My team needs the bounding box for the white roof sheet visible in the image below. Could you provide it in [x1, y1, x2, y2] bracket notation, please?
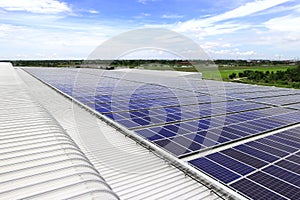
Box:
[0, 63, 119, 200]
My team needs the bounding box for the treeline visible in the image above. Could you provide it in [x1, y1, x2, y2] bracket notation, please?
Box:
[216, 59, 298, 66]
[8, 59, 200, 68]
[229, 65, 300, 88]
[9, 60, 83, 67]
[108, 59, 299, 67]
[6, 59, 299, 68]
[110, 60, 193, 67]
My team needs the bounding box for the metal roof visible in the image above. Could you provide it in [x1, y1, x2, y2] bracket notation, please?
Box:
[17, 67, 231, 199]
[0, 63, 119, 200]
[15, 65, 300, 200]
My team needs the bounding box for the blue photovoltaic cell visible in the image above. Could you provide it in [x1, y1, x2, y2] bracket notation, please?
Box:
[164, 124, 180, 132]
[234, 144, 278, 163]
[246, 141, 289, 157]
[157, 128, 177, 137]
[221, 148, 268, 168]
[263, 165, 300, 187]
[248, 171, 300, 199]
[230, 124, 258, 134]
[276, 133, 300, 142]
[189, 157, 241, 184]
[276, 160, 300, 175]
[185, 133, 217, 147]
[222, 126, 249, 137]
[132, 117, 151, 126]
[285, 131, 300, 139]
[259, 118, 285, 126]
[216, 136, 230, 143]
[230, 179, 286, 200]
[135, 129, 164, 141]
[195, 130, 229, 143]
[217, 129, 241, 139]
[117, 119, 139, 128]
[104, 113, 114, 119]
[192, 127, 300, 200]
[154, 139, 191, 156]
[267, 135, 300, 149]
[286, 155, 300, 164]
[169, 136, 203, 151]
[206, 152, 255, 175]
[246, 121, 273, 130]
[257, 138, 298, 153]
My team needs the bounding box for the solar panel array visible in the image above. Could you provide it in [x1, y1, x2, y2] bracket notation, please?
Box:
[285, 103, 300, 110]
[23, 68, 300, 158]
[189, 126, 300, 200]
[23, 67, 300, 199]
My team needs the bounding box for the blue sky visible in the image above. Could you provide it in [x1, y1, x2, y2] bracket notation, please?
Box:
[0, 0, 299, 60]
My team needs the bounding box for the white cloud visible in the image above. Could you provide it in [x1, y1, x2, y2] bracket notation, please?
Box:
[89, 10, 99, 14]
[199, 41, 256, 58]
[202, 42, 232, 49]
[0, 0, 297, 60]
[0, 23, 125, 59]
[134, 12, 151, 19]
[0, 23, 27, 38]
[264, 15, 300, 32]
[207, 0, 290, 23]
[222, 43, 231, 48]
[162, 14, 184, 19]
[174, 0, 291, 35]
[236, 50, 256, 56]
[253, 3, 300, 16]
[137, 0, 157, 4]
[207, 48, 256, 58]
[137, 0, 146, 4]
[256, 14, 300, 46]
[200, 42, 220, 50]
[0, 0, 71, 14]
[142, 13, 151, 17]
[175, 21, 250, 39]
[167, 0, 296, 59]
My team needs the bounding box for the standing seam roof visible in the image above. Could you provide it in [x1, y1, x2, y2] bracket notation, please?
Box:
[0, 63, 119, 200]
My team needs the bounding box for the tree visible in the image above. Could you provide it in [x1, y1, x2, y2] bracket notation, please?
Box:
[229, 73, 237, 79]
[238, 72, 244, 77]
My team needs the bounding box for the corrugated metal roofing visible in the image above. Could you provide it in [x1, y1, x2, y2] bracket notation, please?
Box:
[17, 67, 233, 199]
[0, 63, 119, 200]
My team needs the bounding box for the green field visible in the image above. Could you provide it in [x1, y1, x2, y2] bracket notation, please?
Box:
[143, 64, 297, 84]
[216, 65, 296, 80]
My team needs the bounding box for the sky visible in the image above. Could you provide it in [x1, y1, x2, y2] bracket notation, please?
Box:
[0, 0, 299, 60]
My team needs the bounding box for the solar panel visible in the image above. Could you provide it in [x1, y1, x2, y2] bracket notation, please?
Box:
[284, 103, 300, 110]
[23, 67, 300, 158]
[262, 165, 300, 187]
[206, 152, 255, 175]
[248, 171, 300, 199]
[189, 157, 241, 184]
[23, 67, 300, 199]
[188, 126, 300, 200]
[230, 178, 286, 200]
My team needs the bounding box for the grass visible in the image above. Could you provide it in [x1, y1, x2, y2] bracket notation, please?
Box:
[172, 64, 299, 88]
[141, 64, 297, 84]
[217, 65, 296, 80]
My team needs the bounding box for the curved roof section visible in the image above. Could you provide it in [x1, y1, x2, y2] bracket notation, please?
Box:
[0, 63, 119, 200]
